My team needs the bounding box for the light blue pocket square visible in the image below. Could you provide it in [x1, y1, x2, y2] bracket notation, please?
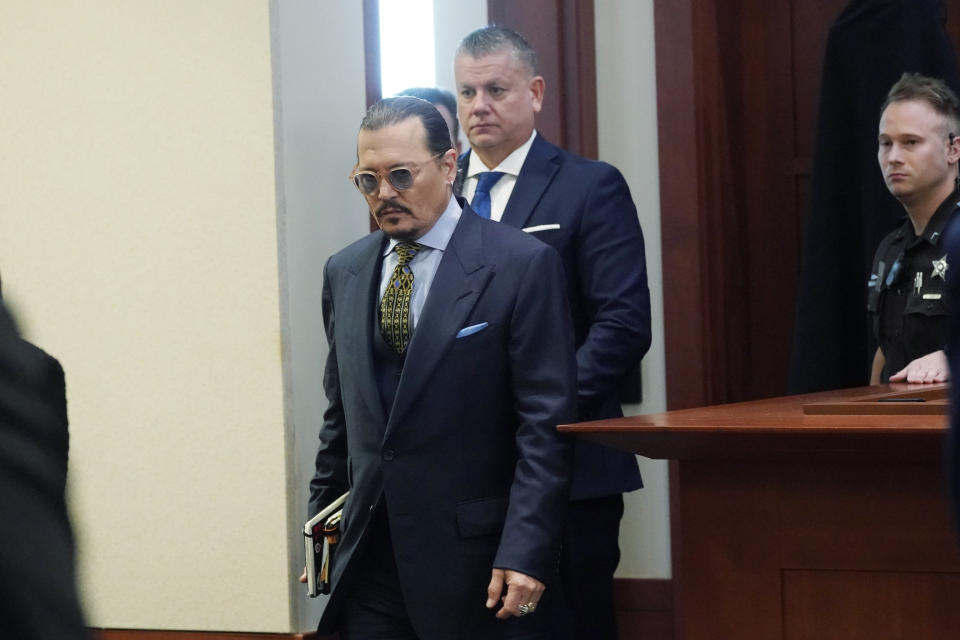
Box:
[456, 322, 488, 339]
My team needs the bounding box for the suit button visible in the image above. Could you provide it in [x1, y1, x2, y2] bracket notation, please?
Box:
[383, 449, 395, 461]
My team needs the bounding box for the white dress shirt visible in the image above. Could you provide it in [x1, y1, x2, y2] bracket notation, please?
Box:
[462, 130, 538, 222]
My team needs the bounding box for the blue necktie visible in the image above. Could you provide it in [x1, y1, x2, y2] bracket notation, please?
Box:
[472, 171, 504, 219]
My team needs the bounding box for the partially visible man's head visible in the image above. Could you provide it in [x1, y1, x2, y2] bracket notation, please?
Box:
[454, 26, 544, 168]
[354, 97, 457, 241]
[397, 87, 460, 151]
[878, 73, 960, 207]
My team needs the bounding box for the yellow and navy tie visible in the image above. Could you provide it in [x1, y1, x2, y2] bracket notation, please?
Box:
[379, 242, 423, 354]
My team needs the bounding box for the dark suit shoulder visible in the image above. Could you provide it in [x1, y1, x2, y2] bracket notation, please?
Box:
[325, 229, 385, 272]
[533, 135, 625, 178]
[459, 135, 626, 182]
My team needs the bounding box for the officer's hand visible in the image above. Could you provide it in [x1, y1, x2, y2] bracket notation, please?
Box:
[889, 350, 949, 383]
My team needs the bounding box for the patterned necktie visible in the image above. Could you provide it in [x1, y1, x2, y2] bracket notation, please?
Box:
[379, 242, 423, 354]
[471, 171, 505, 219]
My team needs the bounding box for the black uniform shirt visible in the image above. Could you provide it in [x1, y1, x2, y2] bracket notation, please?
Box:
[868, 189, 959, 382]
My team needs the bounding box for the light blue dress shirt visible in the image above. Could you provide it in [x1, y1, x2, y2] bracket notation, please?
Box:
[378, 195, 463, 328]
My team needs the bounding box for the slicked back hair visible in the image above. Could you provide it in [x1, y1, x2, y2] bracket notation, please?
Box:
[456, 25, 538, 77]
[882, 72, 960, 134]
[360, 96, 453, 155]
[396, 87, 459, 141]
[359, 96, 453, 157]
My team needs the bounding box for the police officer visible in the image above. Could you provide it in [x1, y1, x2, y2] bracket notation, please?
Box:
[869, 73, 960, 384]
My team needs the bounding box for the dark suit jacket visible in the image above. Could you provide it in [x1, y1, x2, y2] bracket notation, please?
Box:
[309, 206, 577, 638]
[945, 216, 960, 531]
[457, 134, 650, 499]
[0, 304, 88, 640]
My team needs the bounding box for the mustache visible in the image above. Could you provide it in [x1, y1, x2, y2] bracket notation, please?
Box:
[376, 200, 413, 217]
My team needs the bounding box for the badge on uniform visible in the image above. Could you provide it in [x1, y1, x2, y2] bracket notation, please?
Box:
[932, 255, 948, 280]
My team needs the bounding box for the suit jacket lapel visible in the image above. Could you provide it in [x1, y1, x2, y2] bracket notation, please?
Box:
[342, 233, 388, 427]
[500, 135, 561, 229]
[385, 211, 492, 436]
[454, 151, 468, 197]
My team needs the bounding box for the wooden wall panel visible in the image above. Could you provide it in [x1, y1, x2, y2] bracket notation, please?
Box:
[725, 0, 800, 402]
[783, 570, 960, 640]
[654, 0, 960, 408]
[653, 0, 710, 410]
[614, 578, 674, 640]
[487, 0, 598, 159]
[672, 457, 960, 639]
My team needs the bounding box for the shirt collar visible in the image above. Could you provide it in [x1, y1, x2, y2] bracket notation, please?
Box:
[383, 195, 463, 256]
[909, 186, 960, 246]
[466, 130, 538, 178]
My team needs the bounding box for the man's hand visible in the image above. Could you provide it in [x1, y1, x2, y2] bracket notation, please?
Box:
[889, 350, 949, 383]
[298, 568, 307, 583]
[486, 568, 545, 620]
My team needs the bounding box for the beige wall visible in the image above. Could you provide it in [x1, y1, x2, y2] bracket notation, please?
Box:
[0, 0, 289, 632]
[271, 0, 368, 631]
[595, 0, 672, 578]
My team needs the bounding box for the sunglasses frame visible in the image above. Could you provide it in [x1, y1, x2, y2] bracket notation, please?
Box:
[349, 151, 446, 195]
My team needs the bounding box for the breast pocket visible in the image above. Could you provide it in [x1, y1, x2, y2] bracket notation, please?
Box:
[904, 292, 948, 317]
[903, 291, 949, 356]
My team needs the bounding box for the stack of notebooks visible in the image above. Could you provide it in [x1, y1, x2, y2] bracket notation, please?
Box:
[303, 491, 349, 597]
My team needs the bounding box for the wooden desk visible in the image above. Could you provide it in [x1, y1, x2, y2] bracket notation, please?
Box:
[560, 384, 960, 640]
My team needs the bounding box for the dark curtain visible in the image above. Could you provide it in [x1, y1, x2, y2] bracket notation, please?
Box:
[790, 0, 960, 393]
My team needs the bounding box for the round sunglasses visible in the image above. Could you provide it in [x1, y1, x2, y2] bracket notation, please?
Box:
[349, 151, 445, 195]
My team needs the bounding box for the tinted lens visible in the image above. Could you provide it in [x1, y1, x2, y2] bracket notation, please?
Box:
[355, 173, 378, 194]
[388, 168, 414, 191]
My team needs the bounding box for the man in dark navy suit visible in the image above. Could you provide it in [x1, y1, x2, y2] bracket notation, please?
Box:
[307, 97, 577, 639]
[0, 296, 88, 640]
[453, 25, 652, 640]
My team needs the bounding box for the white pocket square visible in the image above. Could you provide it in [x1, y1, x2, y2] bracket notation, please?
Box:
[456, 322, 488, 338]
[522, 223, 561, 233]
